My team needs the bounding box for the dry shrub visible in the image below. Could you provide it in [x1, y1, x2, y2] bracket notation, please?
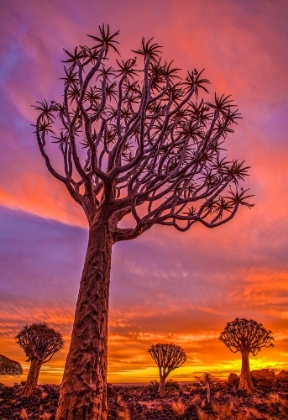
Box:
[117, 408, 130, 420]
[271, 393, 288, 417]
[166, 379, 180, 390]
[234, 413, 247, 420]
[39, 413, 52, 420]
[278, 394, 288, 408]
[190, 393, 202, 405]
[171, 399, 185, 415]
[196, 407, 211, 420]
[267, 392, 281, 404]
[147, 380, 158, 392]
[251, 393, 264, 405]
[20, 408, 29, 419]
[245, 406, 265, 419]
[211, 401, 233, 419]
[267, 392, 288, 409]
[156, 401, 165, 411]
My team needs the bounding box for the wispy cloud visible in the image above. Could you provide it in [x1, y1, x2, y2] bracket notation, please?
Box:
[1, 0, 288, 385]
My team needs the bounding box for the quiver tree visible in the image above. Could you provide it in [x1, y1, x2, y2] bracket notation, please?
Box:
[0, 354, 23, 377]
[219, 318, 274, 391]
[194, 373, 219, 404]
[33, 24, 253, 419]
[16, 323, 64, 397]
[148, 343, 186, 395]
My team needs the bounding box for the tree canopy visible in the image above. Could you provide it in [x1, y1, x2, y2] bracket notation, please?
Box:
[16, 322, 64, 363]
[34, 24, 253, 236]
[149, 343, 186, 371]
[219, 318, 274, 356]
[0, 354, 23, 377]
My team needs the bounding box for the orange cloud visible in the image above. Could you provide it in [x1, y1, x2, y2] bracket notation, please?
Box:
[1, 0, 288, 388]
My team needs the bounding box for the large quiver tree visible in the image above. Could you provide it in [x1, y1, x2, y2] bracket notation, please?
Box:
[0, 354, 23, 377]
[34, 24, 253, 419]
[16, 323, 64, 397]
[149, 343, 186, 395]
[219, 318, 274, 391]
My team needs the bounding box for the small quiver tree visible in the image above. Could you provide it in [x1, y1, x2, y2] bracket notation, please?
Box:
[16, 323, 64, 397]
[219, 318, 274, 392]
[0, 354, 23, 377]
[194, 373, 219, 405]
[148, 343, 186, 396]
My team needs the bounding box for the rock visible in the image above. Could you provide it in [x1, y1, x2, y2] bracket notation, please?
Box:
[277, 370, 288, 383]
[251, 369, 275, 386]
[227, 373, 239, 386]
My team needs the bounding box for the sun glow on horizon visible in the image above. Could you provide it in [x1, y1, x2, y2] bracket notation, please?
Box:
[1, 0, 288, 395]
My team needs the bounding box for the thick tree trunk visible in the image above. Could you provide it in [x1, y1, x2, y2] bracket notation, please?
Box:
[56, 220, 113, 420]
[22, 358, 42, 397]
[239, 350, 254, 391]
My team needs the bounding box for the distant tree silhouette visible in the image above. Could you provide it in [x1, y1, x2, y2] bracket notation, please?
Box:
[219, 318, 274, 391]
[149, 343, 186, 395]
[0, 354, 23, 377]
[34, 24, 253, 419]
[16, 323, 64, 397]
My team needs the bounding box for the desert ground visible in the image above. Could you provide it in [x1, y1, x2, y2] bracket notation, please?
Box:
[1, 370, 288, 420]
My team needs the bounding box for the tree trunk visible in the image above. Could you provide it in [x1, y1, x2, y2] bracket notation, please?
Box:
[158, 376, 166, 396]
[239, 350, 254, 391]
[22, 358, 42, 397]
[56, 220, 113, 420]
[205, 380, 211, 404]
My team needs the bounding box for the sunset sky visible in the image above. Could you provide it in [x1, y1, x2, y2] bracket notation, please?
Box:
[1, 0, 288, 386]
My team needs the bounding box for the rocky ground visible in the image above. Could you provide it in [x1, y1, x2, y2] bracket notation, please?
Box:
[1, 371, 288, 419]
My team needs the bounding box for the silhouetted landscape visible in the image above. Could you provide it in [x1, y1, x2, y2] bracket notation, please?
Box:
[1, 370, 288, 419]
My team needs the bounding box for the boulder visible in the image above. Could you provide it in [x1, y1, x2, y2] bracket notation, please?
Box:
[277, 370, 288, 383]
[227, 373, 239, 387]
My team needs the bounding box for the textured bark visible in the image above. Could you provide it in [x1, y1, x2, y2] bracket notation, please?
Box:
[22, 358, 42, 397]
[158, 376, 166, 396]
[239, 350, 254, 391]
[56, 220, 112, 420]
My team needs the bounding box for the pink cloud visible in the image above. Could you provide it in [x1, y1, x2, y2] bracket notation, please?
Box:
[1, 0, 288, 385]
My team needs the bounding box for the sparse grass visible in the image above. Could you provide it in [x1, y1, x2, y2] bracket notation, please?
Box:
[41, 391, 48, 399]
[196, 407, 211, 420]
[251, 393, 264, 405]
[211, 401, 233, 419]
[245, 406, 265, 419]
[20, 408, 29, 419]
[234, 413, 247, 420]
[116, 408, 130, 420]
[276, 393, 288, 408]
[190, 392, 202, 404]
[264, 391, 288, 418]
[267, 392, 281, 404]
[171, 399, 185, 415]
[3, 381, 288, 420]
[39, 413, 52, 420]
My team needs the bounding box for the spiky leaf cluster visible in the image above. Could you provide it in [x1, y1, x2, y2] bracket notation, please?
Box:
[16, 323, 64, 363]
[219, 318, 274, 356]
[195, 372, 218, 386]
[148, 343, 186, 372]
[0, 354, 23, 377]
[34, 25, 253, 239]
